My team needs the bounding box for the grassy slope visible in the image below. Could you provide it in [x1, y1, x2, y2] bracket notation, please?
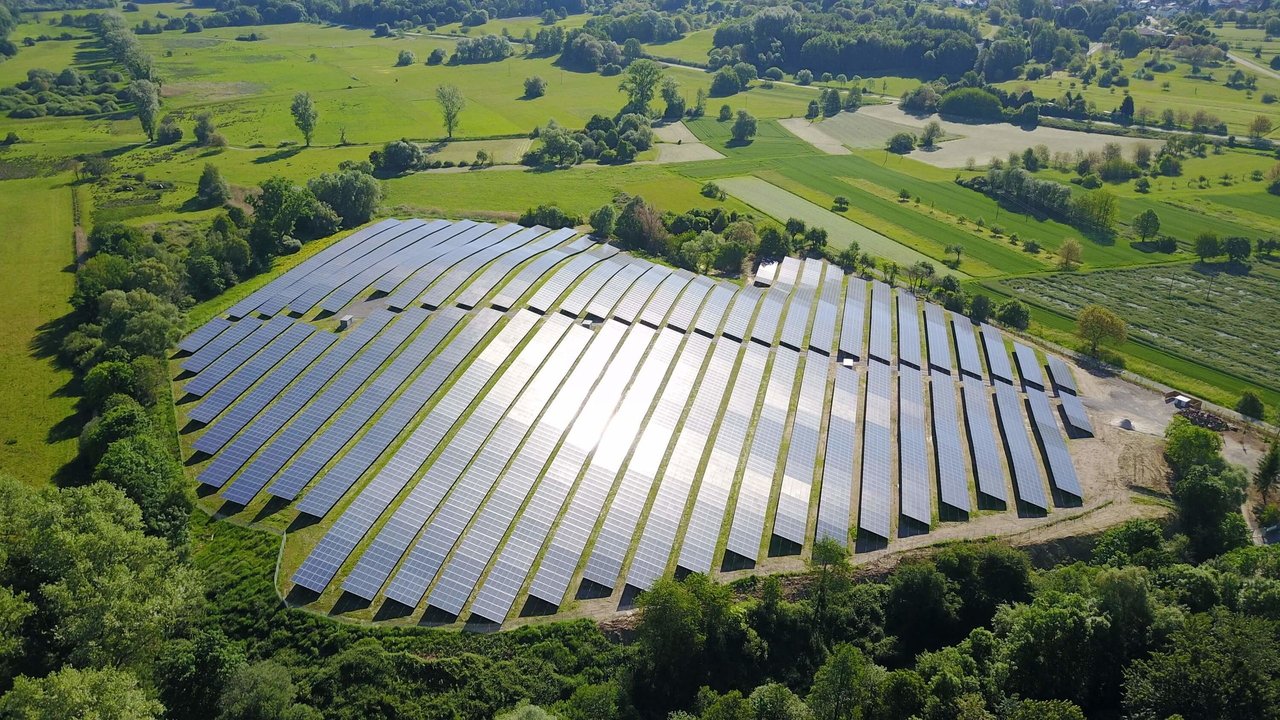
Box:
[0, 175, 80, 483]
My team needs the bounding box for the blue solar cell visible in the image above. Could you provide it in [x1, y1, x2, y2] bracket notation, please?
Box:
[992, 382, 1049, 510]
[491, 239, 604, 311]
[817, 366, 858, 545]
[752, 288, 790, 347]
[184, 317, 294, 397]
[896, 293, 922, 369]
[929, 370, 970, 512]
[721, 286, 762, 342]
[182, 319, 261, 374]
[772, 352, 828, 547]
[179, 317, 232, 354]
[456, 228, 574, 309]
[869, 281, 892, 363]
[1058, 391, 1093, 437]
[1046, 355, 1079, 395]
[840, 280, 867, 360]
[924, 303, 952, 373]
[1026, 388, 1083, 500]
[981, 324, 1014, 383]
[960, 377, 1008, 503]
[952, 318, 984, 379]
[1012, 343, 1045, 389]
[898, 365, 932, 526]
[859, 361, 893, 539]
[188, 323, 316, 426]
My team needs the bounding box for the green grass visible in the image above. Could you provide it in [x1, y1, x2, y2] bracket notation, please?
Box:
[645, 29, 716, 64]
[0, 175, 81, 483]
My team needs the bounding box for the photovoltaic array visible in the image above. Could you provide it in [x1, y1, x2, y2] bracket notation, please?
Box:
[176, 217, 1093, 624]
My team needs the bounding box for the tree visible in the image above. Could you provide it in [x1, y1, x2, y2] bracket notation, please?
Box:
[803, 227, 828, 254]
[1249, 114, 1273, 139]
[807, 644, 870, 720]
[995, 593, 1113, 709]
[93, 434, 192, 546]
[1133, 209, 1160, 242]
[307, 171, 379, 227]
[749, 683, 811, 720]
[1236, 391, 1265, 420]
[372, 139, 424, 174]
[1223, 236, 1252, 262]
[395, 49, 415, 66]
[718, 104, 732, 121]
[1194, 232, 1221, 261]
[731, 110, 757, 143]
[0, 666, 162, 719]
[710, 66, 741, 96]
[197, 163, 231, 208]
[128, 79, 160, 141]
[1059, 238, 1083, 269]
[886, 562, 959, 656]
[633, 578, 704, 705]
[1118, 94, 1135, 119]
[156, 115, 183, 144]
[920, 120, 943, 148]
[969, 294, 992, 324]
[1163, 415, 1225, 475]
[886, 132, 915, 154]
[1255, 442, 1279, 502]
[997, 299, 1030, 330]
[290, 92, 318, 146]
[1076, 304, 1126, 355]
[435, 84, 465, 138]
[194, 112, 223, 146]
[833, 195, 849, 211]
[619, 59, 662, 113]
[589, 204, 616, 238]
[523, 75, 547, 99]
[218, 661, 298, 720]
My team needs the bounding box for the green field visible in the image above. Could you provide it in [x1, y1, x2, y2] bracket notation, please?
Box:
[0, 176, 81, 483]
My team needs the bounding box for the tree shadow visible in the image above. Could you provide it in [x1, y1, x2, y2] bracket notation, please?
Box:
[724, 138, 754, 148]
[253, 146, 303, 164]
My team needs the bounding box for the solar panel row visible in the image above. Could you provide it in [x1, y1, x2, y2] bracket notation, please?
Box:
[755, 260, 779, 287]
[751, 288, 789, 346]
[584, 263, 646, 320]
[722, 286, 762, 342]
[184, 316, 294, 397]
[929, 370, 971, 512]
[952, 318, 984, 379]
[816, 366, 858, 545]
[924, 303, 952, 373]
[959, 377, 1008, 503]
[774, 257, 802, 288]
[981, 324, 1014, 383]
[559, 259, 626, 317]
[860, 361, 893, 539]
[419, 228, 542, 309]
[638, 271, 694, 329]
[528, 252, 613, 313]
[1012, 343, 1045, 389]
[772, 352, 828, 547]
[897, 293, 922, 369]
[182, 318, 261, 374]
[693, 285, 735, 338]
[372, 222, 486, 297]
[613, 266, 671, 324]
[488, 238, 600, 311]
[992, 381, 1049, 510]
[1025, 388, 1083, 499]
[869, 281, 893, 363]
[726, 348, 799, 561]
[188, 323, 316, 425]
[679, 342, 769, 573]
[1058, 392, 1093, 436]
[455, 228, 572, 309]
[841, 280, 867, 360]
[265, 308, 467, 502]
[665, 276, 713, 332]
[290, 310, 504, 592]
[780, 287, 815, 351]
[898, 365, 932, 526]
[797, 258, 824, 289]
[310, 220, 460, 315]
[384, 225, 519, 311]
[219, 308, 434, 504]
[193, 312, 393, 457]
[1046, 355, 1079, 395]
[178, 316, 232, 354]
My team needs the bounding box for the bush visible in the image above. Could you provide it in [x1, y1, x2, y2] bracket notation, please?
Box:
[196, 164, 231, 208]
[427, 48, 447, 65]
[795, 69, 813, 85]
[996, 299, 1030, 330]
[886, 132, 916, 154]
[155, 116, 183, 145]
[371, 139, 423, 173]
[396, 49, 416, 66]
[937, 87, 1004, 121]
[518, 204, 580, 229]
[523, 76, 547, 99]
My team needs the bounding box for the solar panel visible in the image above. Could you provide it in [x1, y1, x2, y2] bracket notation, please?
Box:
[638, 271, 693, 329]
[184, 316, 294, 397]
[726, 348, 799, 561]
[924, 303, 953, 373]
[455, 228, 573, 309]
[774, 256, 802, 288]
[373, 221, 483, 296]
[896, 292, 922, 369]
[869, 281, 892, 363]
[525, 325, 674, 609]
[558, 259, 626, 317]
[182, 319, 261, 374]
[751, 288, 789, 346]
[819, 268, 843, 307]
[489, 237, 599, 310]
[188, 323, 316, 426]
[721, 286, 762, 341]
[898, 365, 932, 527]
[755, 260, 779, 287]
[665, 276, 713, 332]
[772, 352, 828, 547]
[992, 382, 1049, 510]
[960, 377, 1008, 503]
[343, 312, 566, 604]
[193, 310, 393, 467]
[413, 319, 603, 616]
[929, 370, 970, 512]
[1046, 355, 1079, 395]
[1026, 388, 1083, 500]
[218, 309, 433, 504]
[840, 280, 867, 360]
[191, 332, 337, 454]
[859, 361, 893, 539]
[816, 366, 858, 545]
[981, 324, 1014, 383]
[1012, 343, 1045, 389]
[693, 285, 735, 337]
[384, 224, 518, 311]
[952, 318, 984, 379]
[419, 227, 540, 310]
[178, 316, 232, 354]
[583, 263, 646, 320]
[627, 339, 739, 590]
[310, 220, 458, 315]
[1058, 391, 1094, 436]
[797, 258, 824, 289]
[809, 302, 838, 355]
[527, 251, 613, 313]
[678, 342, 769, 573]
[266, 309, 466, 502]
[289, 310, 504, 593]
[613, 266, 671, 324]
[779, 288, 815, 351]
[466, 322, 655, 621]
[226, 218, 404, 319]
[577, 332, 716, 596]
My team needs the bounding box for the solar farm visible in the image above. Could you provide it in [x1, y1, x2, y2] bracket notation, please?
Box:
[176, 218, 1097, 625]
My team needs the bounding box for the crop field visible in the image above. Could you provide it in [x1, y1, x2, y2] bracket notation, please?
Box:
[175, 217, 1099, 627]
[0, 176, 80, 483]
[997, 263, 1280, 399]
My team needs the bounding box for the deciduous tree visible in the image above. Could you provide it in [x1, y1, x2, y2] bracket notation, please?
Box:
[1076, 304, 1126, 355]
[435, 84, 465, 138]
[290, 92, 318, 146]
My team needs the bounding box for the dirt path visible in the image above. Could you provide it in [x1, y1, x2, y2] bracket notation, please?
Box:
[1229, 52, 1280, 83]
